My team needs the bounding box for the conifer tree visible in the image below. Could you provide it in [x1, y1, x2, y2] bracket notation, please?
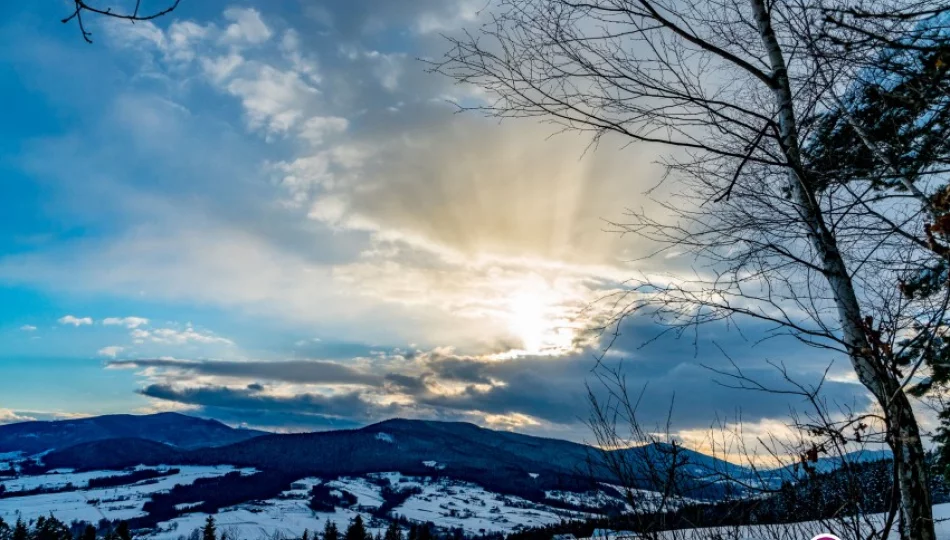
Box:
[79, 525, 96, 540]
[302, 529, 310, 540]
[343, 516, 368, 540]
[201, 517, 216, 540]
[416, 523, 432, 540]
[114, 522, 131, 540]
[323, 520, 339, 540]
[383, 522, 402, 540]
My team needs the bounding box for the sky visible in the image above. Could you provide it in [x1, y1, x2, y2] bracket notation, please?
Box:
[0, 0, 877, 446]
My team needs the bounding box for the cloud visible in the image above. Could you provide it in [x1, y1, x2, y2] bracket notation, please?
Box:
[143, 326, 234, 346]
[103, 316, 150, 329]
[110, 358, 380, 385]
[0, 409, 36, 425]
[0, 2, 883, 443]
[58, 315, 93, 326]
[221, 7, 273, 46]
[138, 383, 389, 422]
[98, 346, 125, 358]
[19, 325, 37, 332]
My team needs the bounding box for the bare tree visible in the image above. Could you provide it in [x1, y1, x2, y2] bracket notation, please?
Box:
[586, 362, 919, 540]
[432, 0, 950, 538]
[61, 0, 182, 43]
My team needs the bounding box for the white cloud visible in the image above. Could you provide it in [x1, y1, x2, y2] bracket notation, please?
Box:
[98, 346, 125, 358]
[222, 7, 272, 45]
[299, 116, 349, 145]
[103, 316, 150, 329]
[0, 409, 36, 425]
[19, 325, 37, 332]
[58, 315, 93, 326]
[149, 326, 234, 346]
[225, 64, 319, 135]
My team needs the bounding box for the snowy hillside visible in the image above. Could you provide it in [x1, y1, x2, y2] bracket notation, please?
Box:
[0, 462, 614, 538]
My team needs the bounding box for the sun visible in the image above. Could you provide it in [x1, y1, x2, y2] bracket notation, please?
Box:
[506, 278, 576, 355]
[509, 291, 546, 353]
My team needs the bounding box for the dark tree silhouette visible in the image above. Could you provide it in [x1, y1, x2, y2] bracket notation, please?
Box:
[61, 0, 182, 43]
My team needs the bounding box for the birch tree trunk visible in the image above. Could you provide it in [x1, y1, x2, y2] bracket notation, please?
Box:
[749, 1, 935, 537]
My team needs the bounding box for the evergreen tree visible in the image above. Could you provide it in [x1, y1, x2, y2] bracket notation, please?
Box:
[201, 517, 216, 540]
[32, 516, 72, 540]
[78, 525, 96, 540]
[383, 522, 401, 540]
[405, 525, 416, 540]
[343, 516, 368, 540]
[323, 520, 339, 540]
[0, 518, 10, 540]
[416, 523, 432, 540]
[114, 523, 131, 540]
[302, 530, 310, 540]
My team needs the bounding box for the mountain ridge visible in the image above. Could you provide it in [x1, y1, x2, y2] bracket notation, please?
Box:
[0, 411, 266, 454]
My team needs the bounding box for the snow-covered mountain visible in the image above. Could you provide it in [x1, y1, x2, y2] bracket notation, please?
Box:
[0, 414, 892, 539]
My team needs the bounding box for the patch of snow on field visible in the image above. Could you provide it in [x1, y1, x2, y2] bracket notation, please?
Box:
[393, 477, 585, 534]
[325, 477, 384, 509]
[1, 469, 126, 491]
[375, 433, 395, 443]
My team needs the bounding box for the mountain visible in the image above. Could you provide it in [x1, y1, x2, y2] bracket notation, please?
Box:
[0, 412, 265, 455]
[763, 448, 893, 482]
[0, 414, 898, 537]
[36, 417, 748, 500]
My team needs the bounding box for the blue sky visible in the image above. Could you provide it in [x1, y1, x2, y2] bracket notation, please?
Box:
[0, 0, 872, 442]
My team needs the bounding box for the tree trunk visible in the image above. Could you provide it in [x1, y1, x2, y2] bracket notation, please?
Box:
[748, 1, 935, 538]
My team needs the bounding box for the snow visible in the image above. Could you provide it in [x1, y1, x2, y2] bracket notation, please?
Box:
[392, 476, 586, 534]
[0, 465, 253, 523]
[375, 433, 395, 444]
[325, 477, 384, 509]
[15, 466, 950, 540]
[569, 503, 950, 539]
[2, 469, 124, 491]
[422, 461, 446, 470]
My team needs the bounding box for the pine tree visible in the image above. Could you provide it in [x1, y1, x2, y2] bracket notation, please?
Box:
[32, 516, 72, 540]
[0, 518, 10, 540]
[383, 522, 401, 540]
[114, 522, 131, 540]
[201, 517, 216, 540]
[323, 520, 339, 540]
[343, 516, 368, 540]
[302, 530, 310, 540]
[79, 525, 97, 540]
[416, 523, 432, 540]
[406, 525, 416, 540]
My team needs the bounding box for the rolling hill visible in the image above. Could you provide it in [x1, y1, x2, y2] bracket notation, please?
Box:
[0, 412, 265, 454]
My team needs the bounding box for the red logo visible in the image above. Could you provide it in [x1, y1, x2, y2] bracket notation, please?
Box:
[810, 535, 842, 540]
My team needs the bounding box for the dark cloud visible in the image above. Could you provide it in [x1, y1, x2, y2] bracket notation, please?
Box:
[111, 358, 381, 386]
[384, 373, 428, 393]
[127, 319, 874, 438]
[139, 383, 392, 421]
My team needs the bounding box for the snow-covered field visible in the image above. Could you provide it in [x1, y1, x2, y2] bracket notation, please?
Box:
[7, 464, 950, 540]
[0, 467, 593, 538]
[0, 466, 254, 523]
[145, 473, 590, 539]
